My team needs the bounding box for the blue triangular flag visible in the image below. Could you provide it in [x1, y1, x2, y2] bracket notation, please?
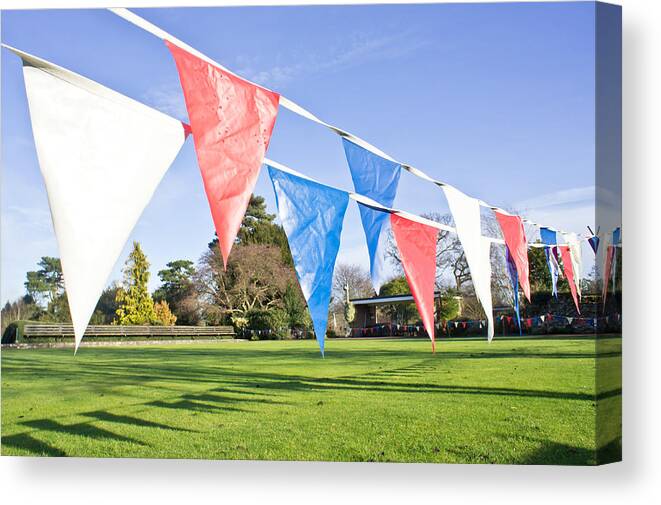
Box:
[588, 235, 600, 254]
[342, 138, 401, 294]
[540, 227, 560, 297]
[611, 227, 621, 293]
[268, 166, 349, 356]
[505, 248, 522, 335]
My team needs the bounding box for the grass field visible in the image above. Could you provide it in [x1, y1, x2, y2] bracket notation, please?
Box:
[1, 336, 621, 464]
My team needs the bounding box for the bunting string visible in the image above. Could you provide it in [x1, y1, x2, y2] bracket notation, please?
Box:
[450, 313, 621, 330]
[264, 158, 555, 248]
[109, 7, 590, 242]
[3, 12, 622, 354]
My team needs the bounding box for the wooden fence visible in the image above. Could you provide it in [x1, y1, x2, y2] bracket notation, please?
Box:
[18, 323, 234, 341]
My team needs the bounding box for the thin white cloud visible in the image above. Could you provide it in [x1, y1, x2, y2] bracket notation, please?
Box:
[514, 185, 595, 212]
[236, 30, 429, 88]
[141, 81, 188, 121]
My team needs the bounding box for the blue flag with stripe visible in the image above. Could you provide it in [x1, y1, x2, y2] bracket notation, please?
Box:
[342, 138, 401, 294]
[540, 227, 559, 297]
[267, 166, 349, 356]
[588, 235, 600, 254]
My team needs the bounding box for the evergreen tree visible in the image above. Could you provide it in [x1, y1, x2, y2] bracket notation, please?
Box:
[24, 256, 64, 309]
[379, 276, 417, 324]
[115, 242, 156, 325]
[153, 300, 177, 326]
[153, 260, 198, 324]
[282, 282, 310, 330]
[208, 194, 293, 265]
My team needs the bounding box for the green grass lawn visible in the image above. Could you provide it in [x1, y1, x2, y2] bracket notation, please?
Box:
[1, 336, 621, 464]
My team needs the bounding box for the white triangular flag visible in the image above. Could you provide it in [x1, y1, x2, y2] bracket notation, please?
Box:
[9, 46, 188, 352]
[540, 315, 545, 322]
[567, 317, 574, 325]
[442, 186, 494, 340]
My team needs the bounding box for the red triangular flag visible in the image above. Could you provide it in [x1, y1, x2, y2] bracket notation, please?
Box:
[494, 211, 531, 301]
[166, 42, 280, 268]
[390, 213, 438, 351]
[602, 244, 615, 310]
[559, 245, 580, 314]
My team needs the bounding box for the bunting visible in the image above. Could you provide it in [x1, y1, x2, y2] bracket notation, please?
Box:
[588, 235, 600, 254]
[540, 227, 560, 297]
[494, 211, 531, 301]
[505, 248, 522, 335]
[342, 138, 402, 294]
[564, 233, 583, 298]
[167, 41, 280, 269]
[267, 166, 349, 356]
[611, 228, 621, 293]
[442, 185, 493, 339]
[10, 46, 189, 352]
[5, 29, 604, 357]
[559, 245, 580, 314]
[602, 244, 615, 308]
[110, 7, 594, 252]
[389, 213, 439, 351]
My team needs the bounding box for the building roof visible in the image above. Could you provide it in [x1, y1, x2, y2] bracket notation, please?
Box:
[350, 292, 443, 306]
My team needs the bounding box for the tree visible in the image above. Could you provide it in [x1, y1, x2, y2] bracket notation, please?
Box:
[22, 256, 72, 322]
[153, 300, 177, 326]
[379, 276, 417, 324]
[1, 295, 39, 333]
[208, 194, 293, 265]
[329, 263, 372, 333]
[197, 193, 306, 329]
[438, 293, 460, 321]
[153, 260, 199, 325]
[332, 263, 374, 300]
[195, 243, 300, 325]
[343, 283, 356, 325]
[527, 245, 570, 295]
[114, 242, 157, 325]
[24, 257, 64, 308]
[89, 283, 120, 324]
[282, 282, 310, 330]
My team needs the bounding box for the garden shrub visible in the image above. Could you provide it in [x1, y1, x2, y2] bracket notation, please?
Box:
[246, 308, 290, 340]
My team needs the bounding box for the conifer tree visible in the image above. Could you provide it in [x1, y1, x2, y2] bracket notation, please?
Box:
[115, 242, 156, 325]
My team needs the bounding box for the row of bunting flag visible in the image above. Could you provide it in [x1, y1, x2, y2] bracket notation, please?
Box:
[449, 313, 622, 332]
[2, 9, 621, 355]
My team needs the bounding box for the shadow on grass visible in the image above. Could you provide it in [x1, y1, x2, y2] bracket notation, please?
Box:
[20, 419, 144, 446]
[520, 440, 597, 465]
[597, 437, 622, 464]
[81, 411, 196, 432]
[4, 350, 621, 404]
[2, 432, 67, 456]
[179, 392, 289, 406]
[2, 341, 622, 459]
[146, 399, 247, 414]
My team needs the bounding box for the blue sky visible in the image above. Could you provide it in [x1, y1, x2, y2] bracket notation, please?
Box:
[1, 3, 597, 303]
